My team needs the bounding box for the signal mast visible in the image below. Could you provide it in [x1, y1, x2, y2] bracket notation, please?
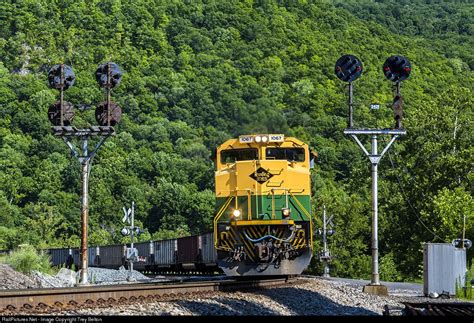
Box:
[335, 54, 412, 295]
[47, 63, 123, 285]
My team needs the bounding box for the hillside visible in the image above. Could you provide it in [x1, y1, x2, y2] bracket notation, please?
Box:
[0, 0, 472, 280]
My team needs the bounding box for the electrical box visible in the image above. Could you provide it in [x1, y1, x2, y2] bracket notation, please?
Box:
[423, 243, 466, 296]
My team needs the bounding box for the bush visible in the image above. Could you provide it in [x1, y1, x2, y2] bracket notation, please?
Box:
[6, 244, 53, 274]
[380, 252, 403, 282]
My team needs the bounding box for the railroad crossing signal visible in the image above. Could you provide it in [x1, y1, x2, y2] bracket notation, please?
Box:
[319, 205, 335, 278]
[122, 206, 131, 224]
[452, 239, 472, 249]
[126, 247, 138, 261]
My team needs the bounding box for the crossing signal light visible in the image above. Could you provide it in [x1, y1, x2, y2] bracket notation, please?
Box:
[335, 55, 363, 83]
[452, 239, 472, 249]
[383, 55, 411, 82]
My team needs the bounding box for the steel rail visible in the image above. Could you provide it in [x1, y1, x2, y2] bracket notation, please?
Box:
[400, 302, 474, 316]
[0, 277, 296, 313]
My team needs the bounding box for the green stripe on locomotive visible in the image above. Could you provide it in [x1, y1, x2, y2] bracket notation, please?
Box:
[215, 194, 311, 222]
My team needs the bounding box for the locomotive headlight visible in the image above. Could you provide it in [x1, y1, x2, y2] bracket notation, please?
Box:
[255, 135, 262, 143]
[261, 135, 268, 143]
[282, 208, 291, 218]
[232, 209, 241, 218]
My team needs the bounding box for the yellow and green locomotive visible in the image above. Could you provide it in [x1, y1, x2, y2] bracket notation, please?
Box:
[213, 134, 314, 276]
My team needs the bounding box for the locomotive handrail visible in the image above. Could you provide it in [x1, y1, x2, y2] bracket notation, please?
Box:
[268, 188, 288, 219]
[213, 195, 234, 249]
[218, 189, 255, 221]
[267, 168, 284, 175]
[289, 191, 313, 249]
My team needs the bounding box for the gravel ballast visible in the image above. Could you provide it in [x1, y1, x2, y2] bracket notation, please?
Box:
[1, 264, 472, 316]
[54, 277, 473, 316]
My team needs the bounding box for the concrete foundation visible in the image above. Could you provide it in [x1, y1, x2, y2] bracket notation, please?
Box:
[363, 284, 388, 296]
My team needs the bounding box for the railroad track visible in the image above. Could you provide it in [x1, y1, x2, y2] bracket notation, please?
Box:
[402, 302, 474, 316]
[0, 276, 297, 315]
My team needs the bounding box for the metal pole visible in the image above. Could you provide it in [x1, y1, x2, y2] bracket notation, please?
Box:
[130, 201, 134, 278]
[462, 214, 466, 249]
[80, 139, 89, 285]
[60, 64, 64, 127]
[107, 63, 111, 127]
[371, 135, 380, 285]
[348, 82, 353, 128]
[323, 205, 330, 278]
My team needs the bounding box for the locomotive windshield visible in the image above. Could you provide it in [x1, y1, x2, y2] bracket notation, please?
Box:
[221, 148, 258, 163]
[265, 148, 305, 162]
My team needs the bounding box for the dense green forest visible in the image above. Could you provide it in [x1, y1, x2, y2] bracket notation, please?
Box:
[0, 0, 472, 281]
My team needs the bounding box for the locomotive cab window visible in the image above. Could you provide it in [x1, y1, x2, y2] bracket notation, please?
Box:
[221, 148, 258, 164]
[265, 148, 305, 162]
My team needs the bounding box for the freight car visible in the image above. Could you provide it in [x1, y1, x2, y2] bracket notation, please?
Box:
[213, 134, 315, 276]
[44, 232, 220, 274]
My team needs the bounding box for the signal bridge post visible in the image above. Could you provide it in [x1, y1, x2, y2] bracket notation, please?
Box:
[344, 129, 405, 295]
[53, 127, 115, 286]
[335, 54, 411, 296]
[47, 63, 123, 286]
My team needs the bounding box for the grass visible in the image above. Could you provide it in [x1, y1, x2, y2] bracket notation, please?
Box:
[5, 244, 54, 275]
[456, 263, 474, 300]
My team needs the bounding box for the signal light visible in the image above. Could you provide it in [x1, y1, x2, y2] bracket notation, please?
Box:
[48, 101, 75, 126]
[120, 228, 130, 236]
[48, 64, 76, 90]
[335, 55, 363, 83]
[452, 239, 472, 249]
[96, 62, 123, 88]
[383, 55, 411, 82]
[95, 102, 122, 126]
[392, 94, 404, 128]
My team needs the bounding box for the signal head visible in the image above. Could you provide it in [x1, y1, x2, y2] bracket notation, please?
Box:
[95, 102, 122, 126]
[383, 55, 411, 82]
[48, 64, 75, 90]
[335, 55, 363, 83]
[95, 62, 122, 88]
[47, 101, 75, 126]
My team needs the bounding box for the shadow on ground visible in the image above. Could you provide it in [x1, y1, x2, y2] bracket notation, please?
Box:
[173, 286, 378, 316]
